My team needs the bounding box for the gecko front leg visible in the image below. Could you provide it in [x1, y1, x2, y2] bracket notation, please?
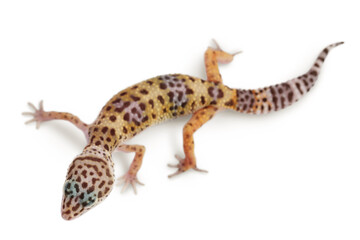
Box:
[117, 144, 145, 194]
[23, 101, 90, 142]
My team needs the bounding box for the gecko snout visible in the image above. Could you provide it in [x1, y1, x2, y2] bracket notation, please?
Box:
[61, 179, 99, 220]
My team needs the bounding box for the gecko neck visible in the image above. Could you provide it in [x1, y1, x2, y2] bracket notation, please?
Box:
[82, 145, 113, 162]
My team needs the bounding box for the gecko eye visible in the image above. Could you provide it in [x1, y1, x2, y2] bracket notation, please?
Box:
[81, 195, 97, 209]
[63, 181, 80, 197]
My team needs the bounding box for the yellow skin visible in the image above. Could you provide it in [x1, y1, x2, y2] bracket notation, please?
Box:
[23, 41, 343, 220]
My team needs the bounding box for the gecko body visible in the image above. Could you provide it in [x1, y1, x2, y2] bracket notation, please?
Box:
[23, 41, 343, 220]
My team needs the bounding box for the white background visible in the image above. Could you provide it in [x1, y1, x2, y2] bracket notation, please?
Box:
[1, 0, 359, 239]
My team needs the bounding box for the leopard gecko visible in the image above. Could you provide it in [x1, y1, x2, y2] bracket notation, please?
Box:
[23, 41, 343, 220]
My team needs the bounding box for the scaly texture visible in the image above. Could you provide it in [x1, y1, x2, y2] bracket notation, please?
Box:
[23, 41, 343, 220]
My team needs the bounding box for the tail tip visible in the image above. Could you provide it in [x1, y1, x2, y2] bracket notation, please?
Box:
[334, 41, 345, 47]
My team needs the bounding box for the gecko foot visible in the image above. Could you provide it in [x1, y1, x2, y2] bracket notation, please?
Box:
[22, 100, 47, 129]
[212, 39, 242, 56]
[167, 154, 208, 178]
[117, 173, 144, 194]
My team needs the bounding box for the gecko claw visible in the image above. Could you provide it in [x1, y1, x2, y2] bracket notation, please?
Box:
[22, 100, 46, 129]
[117, 173, 144, 194]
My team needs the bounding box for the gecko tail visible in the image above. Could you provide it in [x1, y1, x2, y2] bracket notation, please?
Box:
[230, 42, 344, 114]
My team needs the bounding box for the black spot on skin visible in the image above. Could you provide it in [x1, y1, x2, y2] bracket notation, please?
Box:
[79, 192, 85, 200]
[282, 83, 290, 90]
[110, 129, 115, 136]
[120, 92, 127, 96]
[177, 92, 183, 101]
[148, 99, 154, 108]
[249, 98, 255, 108]
[186, 88, 194, 94]
[217, 89, 224, 98]
[208, 87, 214, 97]
[181, 101, 188, 108]
[139, 103, 146, 110]
[157, 96, 165, 104]
[288, 92, 294, 102]
[142, 116, 149, 122]
[87, 186, 95, 194]
[109, 116, 116, 122]
[124, 113, 130, 121]
[112, 98, 121, 104]
[167, 92, 174, 102]
[159, 83, 167, 89]
[270, 86, 276, 96]
[140, 89, 149, 95]
[133, 120, 140, 126]
[309, 70, 318, 77]
[130, 95, 140, 101]
[303, 79, 308, 87]
[102, 127, 108, 134]
[201, 96, 206, 105]
[295, 82, 303, 95]
[123, 127, 128, 134]
[272, 96, 278, 110]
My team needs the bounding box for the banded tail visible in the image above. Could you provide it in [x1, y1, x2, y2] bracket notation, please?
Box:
[229, 42, 343, 114]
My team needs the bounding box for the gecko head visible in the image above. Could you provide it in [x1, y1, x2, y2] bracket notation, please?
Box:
[61, 154, 115, 220]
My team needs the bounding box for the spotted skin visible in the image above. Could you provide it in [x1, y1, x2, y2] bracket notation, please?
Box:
[23, 41, 343, 220]
[233, 42, 344, 114]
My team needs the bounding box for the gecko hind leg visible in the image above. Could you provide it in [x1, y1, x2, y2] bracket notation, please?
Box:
[22, 100, 90, 142]
[168, 106, 218, 178]
[116, 144, 145, 194]
[205, 39, 242, 83]
[168, 41, 241, 178]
